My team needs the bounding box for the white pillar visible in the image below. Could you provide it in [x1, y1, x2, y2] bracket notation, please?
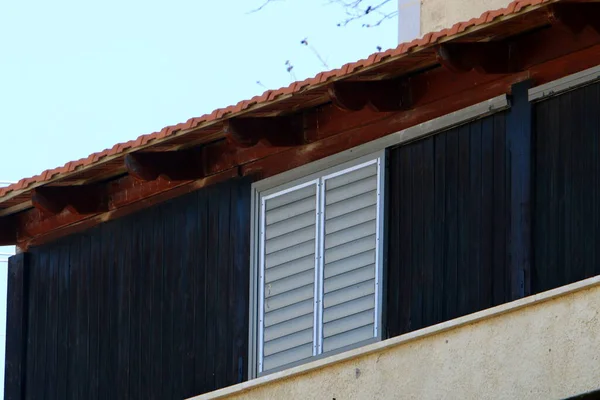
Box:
[398, 0, 421, 44]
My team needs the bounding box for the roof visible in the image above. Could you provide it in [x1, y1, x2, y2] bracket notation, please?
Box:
[0, 0, 580, 213]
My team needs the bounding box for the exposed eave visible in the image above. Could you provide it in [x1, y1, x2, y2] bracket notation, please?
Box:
[3, 0, 600, 248]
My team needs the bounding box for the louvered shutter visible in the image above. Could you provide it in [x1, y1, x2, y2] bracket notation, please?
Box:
[255, 154, 383, 375]
[321, 161, 379, 353]
[260, 182, 318, 372]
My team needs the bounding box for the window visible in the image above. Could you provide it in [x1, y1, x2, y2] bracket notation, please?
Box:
[250, 152, 385, 375]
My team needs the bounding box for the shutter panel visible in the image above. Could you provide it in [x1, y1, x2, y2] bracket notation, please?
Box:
[321, 162, 379, 353]
[261, 183, 318, 372]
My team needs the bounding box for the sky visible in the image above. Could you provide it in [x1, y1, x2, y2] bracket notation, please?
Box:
[0, 0, 398, 181]
[0, 0, 399, 396]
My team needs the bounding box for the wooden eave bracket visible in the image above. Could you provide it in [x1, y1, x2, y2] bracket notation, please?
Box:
[436, 42, 522, 74]
[328, 78, 413, 112]
[124, 146, 207, 182]
[547, 3, 600, 36]
[223, 114, 307, 148]
[0, 215, 17, 246]
[31, 184, 109, 215]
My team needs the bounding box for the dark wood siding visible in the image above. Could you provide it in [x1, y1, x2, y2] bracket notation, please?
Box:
[9, 177, 251, 400]
[386, 112, 511, 337]
[533, 82, 600, 293]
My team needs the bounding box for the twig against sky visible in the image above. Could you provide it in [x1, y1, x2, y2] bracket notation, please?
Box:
[246, 0, 283, 14]
[247, 0, 397, 27]
[301, 38, 329, 69]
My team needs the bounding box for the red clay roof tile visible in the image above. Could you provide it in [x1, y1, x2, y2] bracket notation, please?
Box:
[0, 0, 557, 200]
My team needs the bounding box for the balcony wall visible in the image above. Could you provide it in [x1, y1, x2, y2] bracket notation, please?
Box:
[192, 276, 600, 400]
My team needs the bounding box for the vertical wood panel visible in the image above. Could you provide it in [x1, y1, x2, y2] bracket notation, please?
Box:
[194, 191, 208, 392]
[12, 178, 251, 400]
[480, 117, 494, 309]
[444, 128, 459, 321]
[492, 114, 508, 306]
[4, 253, 29, 400]
[87, 226, 101, 400]
[387, 111, 509, 337]
[506, 80, 532, 300]
[432, 133, 446, 325]
[534, 81, 600, 293]
[44, 249, 58, 400]
[55, 241, 70, 400]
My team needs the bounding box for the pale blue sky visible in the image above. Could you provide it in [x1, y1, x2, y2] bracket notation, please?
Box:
[0, 0, 398, 182]
[0, 1, 398, 396]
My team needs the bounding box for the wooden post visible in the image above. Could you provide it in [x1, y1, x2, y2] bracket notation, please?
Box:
[4, 252, 29, 400]
[506, 80, 532, 300]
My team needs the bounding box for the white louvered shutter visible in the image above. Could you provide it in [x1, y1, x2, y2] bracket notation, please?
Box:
[260, 183, 318, 372]
[321, 161, 379, 353]
[256, 155, 383, 375]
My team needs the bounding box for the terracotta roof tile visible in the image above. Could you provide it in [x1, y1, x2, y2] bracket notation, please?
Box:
[0, 0, 557, 200]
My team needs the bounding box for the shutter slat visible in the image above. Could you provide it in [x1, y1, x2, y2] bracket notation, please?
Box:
[323, 295, 374, 323]
[264, 299, 314, 327]
[266, 196, 316, 226]
[265, 283, 314, 311]
[323, 279, 374, 308]
[325, 220, 376, 249]
[324, 265, 375, 294]
[263, 343, 313, 371]
[265, 269, 314, 298]
[326, 164, 377, 190]
[326, 175, 378, 205]
[266, 211, 315, 240]
[323, 325, 374, 353]
[264, 313, 313, 341]
[323, 309, 374, 338]
[265, 241, 315, 269]
[266, 224, 315, 254]
[324, 250, 375, 279]
[266, 255, 314, 283]
[324, 235, 376, 264]
[266, 184, 316, 211]
[264, 328, 313, 357]
[325, 192, 377, 220]
[325, 205, 376, 235]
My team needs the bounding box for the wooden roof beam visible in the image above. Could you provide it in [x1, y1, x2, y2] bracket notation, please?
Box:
[0, 215, 17, 246]
[124, 146, 207, 182]
[548, 3, 600, 37]
[436, 42, 522, 75]
[328, 78, 413, 112]
[223, 114, 307, 148]
[31, 185, 109, 216]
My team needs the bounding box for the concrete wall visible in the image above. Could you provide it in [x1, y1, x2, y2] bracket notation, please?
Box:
[191, 276, 600, 400]
[421, 0, 513, 34]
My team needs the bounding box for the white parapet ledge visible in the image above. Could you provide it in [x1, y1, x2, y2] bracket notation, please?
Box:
[529, 64, 600, 102]
[189, 274, 600, 400]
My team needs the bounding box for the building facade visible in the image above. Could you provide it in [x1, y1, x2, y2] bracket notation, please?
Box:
[3, 0, 600, 399]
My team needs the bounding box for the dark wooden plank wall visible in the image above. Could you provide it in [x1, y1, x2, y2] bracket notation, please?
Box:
[9, 177, 251, 400]
[533, 82, 600, 293]
[386, 112, 511, 337]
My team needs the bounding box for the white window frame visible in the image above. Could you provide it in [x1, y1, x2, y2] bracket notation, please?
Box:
[249, 151, 386, 377]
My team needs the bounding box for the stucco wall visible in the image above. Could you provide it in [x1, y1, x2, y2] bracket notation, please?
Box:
[421, 0, 513, 34]
[191, 276, 600, 400]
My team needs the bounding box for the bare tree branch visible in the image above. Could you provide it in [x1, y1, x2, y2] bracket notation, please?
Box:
[247, 0, 282, 14]
[248, 0, 397, 27]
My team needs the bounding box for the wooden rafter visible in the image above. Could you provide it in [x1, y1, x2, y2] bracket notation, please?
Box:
[31, 185, 109, 215]
[124, 146, 207, 182]
[328, 79, 413, 112]
[436, 42, 521, 74]
[223, 115, 307, 147]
